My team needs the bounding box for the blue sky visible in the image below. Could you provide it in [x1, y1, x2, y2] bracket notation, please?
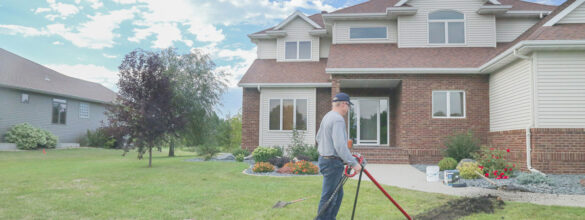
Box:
[0, 0, 564, 118]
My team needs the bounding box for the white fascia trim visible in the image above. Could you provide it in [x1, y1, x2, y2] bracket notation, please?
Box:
[499, 10, 552, 18]
[322, 13, 389, 22]
[248, 34, 274, 40]
[326, 68, 482, 74]
[387, 7, 418, 15]
[396, 0, 499, 7]
[477, 5, 512, 14]
[273, 11, 322, 30]
[238, 83, 332, 88]
[544, 0, 585, 26]
[0, 83, 112, 105]
[309, 29, 328, 36]
[326, 40, 585, 75]
[266, 30, 287, 37]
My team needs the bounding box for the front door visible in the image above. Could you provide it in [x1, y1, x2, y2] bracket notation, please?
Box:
[348, 97, 389, 146]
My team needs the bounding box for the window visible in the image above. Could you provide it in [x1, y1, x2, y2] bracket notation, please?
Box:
[432, 91, 465, 118]
[269, 98, 308, 130]
[348, 98, 389, 146]
[79, 102, 90, 119]
[21, 93, 29, 104]
[285, 41, 311, 60]
[350, 27, 387, 39]
[428, 10, 465, 44]
[52, 98, 67, 124]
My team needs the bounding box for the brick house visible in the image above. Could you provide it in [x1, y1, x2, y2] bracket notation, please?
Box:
[238, 0, 585, 174]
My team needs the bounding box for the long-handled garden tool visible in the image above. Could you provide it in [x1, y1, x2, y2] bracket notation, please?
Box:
[315, 154, 412, 220]
[272, 196, 315, 208]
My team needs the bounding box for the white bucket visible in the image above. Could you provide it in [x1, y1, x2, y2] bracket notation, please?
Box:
[426, 166, 440, 182]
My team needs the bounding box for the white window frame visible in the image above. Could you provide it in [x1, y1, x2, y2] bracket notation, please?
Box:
[347, 97, 390, 146]
[427, 10, 466, 46]
[79, 102, 90, 119]
[269, 98, 308, 131]
[349, 26, 388, 40]
[284, 41, 312, 60]
[432, 90, 466, 119]
[21, 93, 29, 104]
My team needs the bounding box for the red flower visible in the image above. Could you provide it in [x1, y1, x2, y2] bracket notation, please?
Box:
[506, 149, 511, 153]
[492, 155, 495, 158]
[485, 173, 489, 177]
[496, 157, 500, 159]
[490, 148, 495, 151]
[504, 168, 508, 172]
[479, 166, 484, 170]
[513, 164, 516, 167]
[496, 177, 501, 179]
[503, 176, 509, 179]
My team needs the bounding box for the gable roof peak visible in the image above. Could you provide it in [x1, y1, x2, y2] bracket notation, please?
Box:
[272, 10, 323, 31]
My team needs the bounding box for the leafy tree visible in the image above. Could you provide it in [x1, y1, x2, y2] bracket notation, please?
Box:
[107, 49, 178, 167]
[160, 48, 227, 157]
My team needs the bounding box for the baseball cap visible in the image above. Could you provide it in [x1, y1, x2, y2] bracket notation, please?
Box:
[332, 92, 353, 105]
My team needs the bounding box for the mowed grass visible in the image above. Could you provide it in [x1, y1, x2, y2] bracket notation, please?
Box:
[0, 148, 583, 220]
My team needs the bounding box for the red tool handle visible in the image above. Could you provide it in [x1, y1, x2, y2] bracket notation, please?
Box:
[344, 154, 364, 177]
[362, 169, 412, 220]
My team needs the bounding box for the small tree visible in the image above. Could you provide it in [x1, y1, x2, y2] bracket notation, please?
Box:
[107, 49, 176, 167]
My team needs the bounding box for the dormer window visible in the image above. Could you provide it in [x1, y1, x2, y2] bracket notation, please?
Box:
[428, 10, 465, 44]
[285, 41, 311, 60]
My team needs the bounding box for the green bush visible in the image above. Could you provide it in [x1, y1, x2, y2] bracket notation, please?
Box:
[4, 123, 58, 150]
[232, 148, 250, 157]
[443, 130, 480, 162]
[305, 146, 319, 161]
[235, 154, 244, 162]
[80, 128, 116, 148]
[516, 173, 553, 186]
[457, 161, 481, 179]
[195, 145, 221, 161]
[252, 146, 281, 162]
[438, 157, 458, 171]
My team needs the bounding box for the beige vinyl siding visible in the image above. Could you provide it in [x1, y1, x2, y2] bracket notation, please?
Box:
[320, 37, 331, 58]
[256, 39, 277, 59]
[489, 59, 532, 132]
[397, 0, 496, 48]
[0, 87, 108, 143]
[276, 18, 320, 62]
[496, 18, 539, 42]
[559, 1, 585, 24]
[535, 51, 585, 128]
[259, 88, 316, 148]
[334, 20, 397, 44]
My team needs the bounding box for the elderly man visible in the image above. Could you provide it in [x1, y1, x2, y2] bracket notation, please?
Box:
[315, 92, 362, 220]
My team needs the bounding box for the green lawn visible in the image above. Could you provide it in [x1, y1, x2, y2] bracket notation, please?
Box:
[0, 148, 583, 219]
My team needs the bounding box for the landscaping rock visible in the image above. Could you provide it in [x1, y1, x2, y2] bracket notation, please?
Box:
[215, 153, 235, 160]
[456, 158, 477, 169]
[580, 179, 585, 187]
[244, 154, 253, 160]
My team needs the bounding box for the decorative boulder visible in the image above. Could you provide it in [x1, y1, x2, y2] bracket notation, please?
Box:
[215, 153, 235, 160]
[580, 179, 585, 187]
[456, 158, 477, 170]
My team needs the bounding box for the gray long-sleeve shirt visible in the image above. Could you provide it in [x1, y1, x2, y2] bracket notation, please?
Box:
[316, 111, 358, 167]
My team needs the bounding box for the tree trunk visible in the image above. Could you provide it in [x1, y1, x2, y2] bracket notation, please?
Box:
[148, 146, 152, 167]
[169, 138, 175, 157]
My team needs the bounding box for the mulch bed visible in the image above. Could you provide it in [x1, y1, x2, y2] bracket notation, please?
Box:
[414, 195, 505, 220]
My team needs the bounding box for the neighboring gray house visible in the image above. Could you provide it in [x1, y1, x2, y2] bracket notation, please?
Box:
[0, 48, 116, 147]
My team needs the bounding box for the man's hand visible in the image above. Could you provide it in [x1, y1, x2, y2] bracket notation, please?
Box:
[353, 163, 362, 172]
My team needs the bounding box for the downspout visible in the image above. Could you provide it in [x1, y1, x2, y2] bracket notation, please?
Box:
[515, 50, 544, 175]
[257, 85, 261, 93]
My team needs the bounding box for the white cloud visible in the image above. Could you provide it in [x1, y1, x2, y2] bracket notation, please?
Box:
[52, 41, 63, 45]
[0, 24, 48, 37]
[46, 8, 138, 49]
[194, 43, 257, 88]
[35, 0, 80, 21]
[45, 63, 119, 91]
[102, 53, 117, 58]
[129, 22, 193, 48]
[112, 0, 137, 4]
[84, 0, 104, 9]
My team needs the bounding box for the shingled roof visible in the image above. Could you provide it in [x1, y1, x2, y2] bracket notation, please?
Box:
[0, 48, 117, 104]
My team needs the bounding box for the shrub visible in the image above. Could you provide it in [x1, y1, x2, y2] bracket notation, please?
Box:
[4, 123, 58, 150]
[457, 161, 482, 179]
[269, 157, 291, 168]
[252, 162, 275, 173]
[235, 154, 244, 162]
[232, 148, 250, 157]
[473, 147, 516, 179]
[252, 147, 281, 162]
[517, 173, 554, 186]
[443, 130, 480, 162]
[195, 145, 221, 161]
[438, 157, 458, 171]
[305, 146, 319, 161]
[296, 155, 311, 162]
[289, 160, 319, 175]
[80, 128, 116, 148]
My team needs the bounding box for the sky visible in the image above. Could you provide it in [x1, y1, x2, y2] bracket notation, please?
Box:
[0, 0, 565, 118]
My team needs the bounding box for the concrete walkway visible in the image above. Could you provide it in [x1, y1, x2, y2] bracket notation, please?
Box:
[353, 164, 585, 208]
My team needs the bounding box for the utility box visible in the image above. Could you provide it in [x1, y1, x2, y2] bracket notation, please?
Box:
[426, 166, 440, 182]
[443, 170, 460, 186]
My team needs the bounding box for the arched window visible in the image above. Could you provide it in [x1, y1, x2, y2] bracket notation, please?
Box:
[428, 10, 465, 44]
